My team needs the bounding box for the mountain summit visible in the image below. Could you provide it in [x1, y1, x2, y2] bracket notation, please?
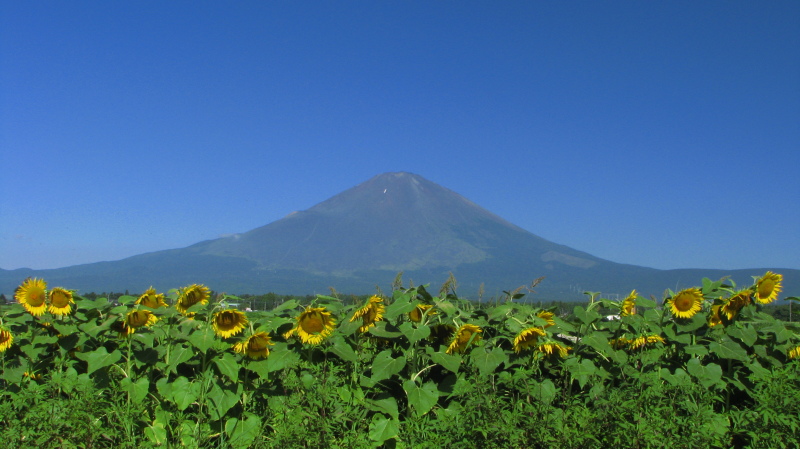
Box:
[1, 172, 796, 297]
[195, 172, 599, 275]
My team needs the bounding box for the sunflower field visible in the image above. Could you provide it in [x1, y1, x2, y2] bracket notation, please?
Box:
[1, 272, 799, 448]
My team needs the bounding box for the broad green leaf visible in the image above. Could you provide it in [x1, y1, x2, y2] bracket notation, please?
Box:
[565, 358, 597, 389]
[762, 322, 793, 343]
[573, 306, 601, 326]
[369, 416, 399, 443]
[470, 346, 506, 377]
[329, 337, 358, 363]
[208, 381, 241, 420]
[659, 367, 691, 387]
[367, 394, 399, 420]
[726, 325, 758, 348]
[531, 379, 556, 405]
[582, 332, 612, 355]
[170, 376, 201, 411]
[399, 322, 431, 344]
[708, 338, 749, 362]
[187, 326, 216, 353]
[683, 344, 709, 358]
[166, 343, 194, 374]
[384, 296, 417, 320]
[686, 358, 723, 389]
[271, 299, 300, 313]
[370, 350, 406, 382]
[403, 380, 439, 417]
[120, 376, 150, 404]
[429, 349, 461, 374]
[368, 321, 403, 339]
[214, 352, 240, 382]
[676, 314, 707, 333]
[225, 413, 261, 448]
[75, 346, 122, 375]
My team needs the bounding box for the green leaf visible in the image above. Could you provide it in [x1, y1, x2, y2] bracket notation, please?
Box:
[686, 358, 723, 389]
[470, 346, 506, 377]
[429, 349, 461, 374]
[573, 306, 601, 326]
[370, 350, 406, 383]
[170, 376, 201, 411]
[676, 314, 707, 333]
[225, 413, 261, 448]
[384, 296, 417, 320]
[399, 322, 431, 345]
[166, 343, 195, 374]
[368, 416, 399, 443]
[726, 325, 758, 348]
[329, 337, 358, 363]
[208, 381, 241, 420]
[187, 326, 216, 353]
[214, 352, 240, 382]
[75, 346, 122, 375]
[708, 338, 749, 362]
[368, 321, 403, 339]
[403, 380, 439, 417]
[367, 394, 399, 420]
[566, 358, 598, 389]
[530, 379, 556, 405]
[120, 376, 150, 404]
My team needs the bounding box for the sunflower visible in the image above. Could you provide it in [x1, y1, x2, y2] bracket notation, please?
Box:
[111, 320, 134, 338]
[621, 290, 637, 316]
[284, 306, 336, 344]
[788, 346, 800, 360]
[212, 309, 248, 338]
[513, 327, 546, 353]
[429, 324, 457, 346]
[23, 371, 42, 381]
[136, 287, 167, 308]
[48, 287, 74, 316]
[446, 324, 482, 354]
[537, 342, 571, 358]
[350, 295, 385, 333]
[176, 284, 210, 315]
[721, 290, 751, 320]
[609, 337, 631, 350]
[667, 288, 704, 319]
[708, 305, 723, 328]
[125, 309, 158, 331]
[754, 271, 782, 304]
[15, 277, 48, 316]
[0, 328, 13, 353]
[409, 304, 436, 323]
[536, 310, 556, 328]
[233, 332, 274, 359]
[629, 334, 665, 350]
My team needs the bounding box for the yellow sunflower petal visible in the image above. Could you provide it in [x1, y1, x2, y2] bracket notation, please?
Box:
[349, 295, 385, 333]
[286, 306, 336, 345]
[125, 309, 158, 330]
[212, 309, 248, 338]
[446, 324, 482, 354]
[754, 271, 782, 304]
[15, 278, 48, 316]
[668, 288, 704, 319]
[513, 327, 546, 353]
[176, 284, 210, 315]
[408, 304, 436, 323]
[233, 332, 274, 359]
[136, 287, 167, 308]
[621, 290, 637, 317]
[48, 287, 74, 316]
[0, 328, 14, 353]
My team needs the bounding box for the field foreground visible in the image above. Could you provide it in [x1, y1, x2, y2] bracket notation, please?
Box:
[1, 273, 799, 448]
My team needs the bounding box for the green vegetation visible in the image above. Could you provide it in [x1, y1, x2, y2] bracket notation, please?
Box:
[1, 274, 798, 448]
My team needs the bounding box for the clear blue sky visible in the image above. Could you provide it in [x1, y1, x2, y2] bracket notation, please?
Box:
[2, 1, 798, 271]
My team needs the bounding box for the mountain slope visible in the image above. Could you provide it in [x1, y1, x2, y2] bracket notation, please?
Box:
[1, 172, 797, 298]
